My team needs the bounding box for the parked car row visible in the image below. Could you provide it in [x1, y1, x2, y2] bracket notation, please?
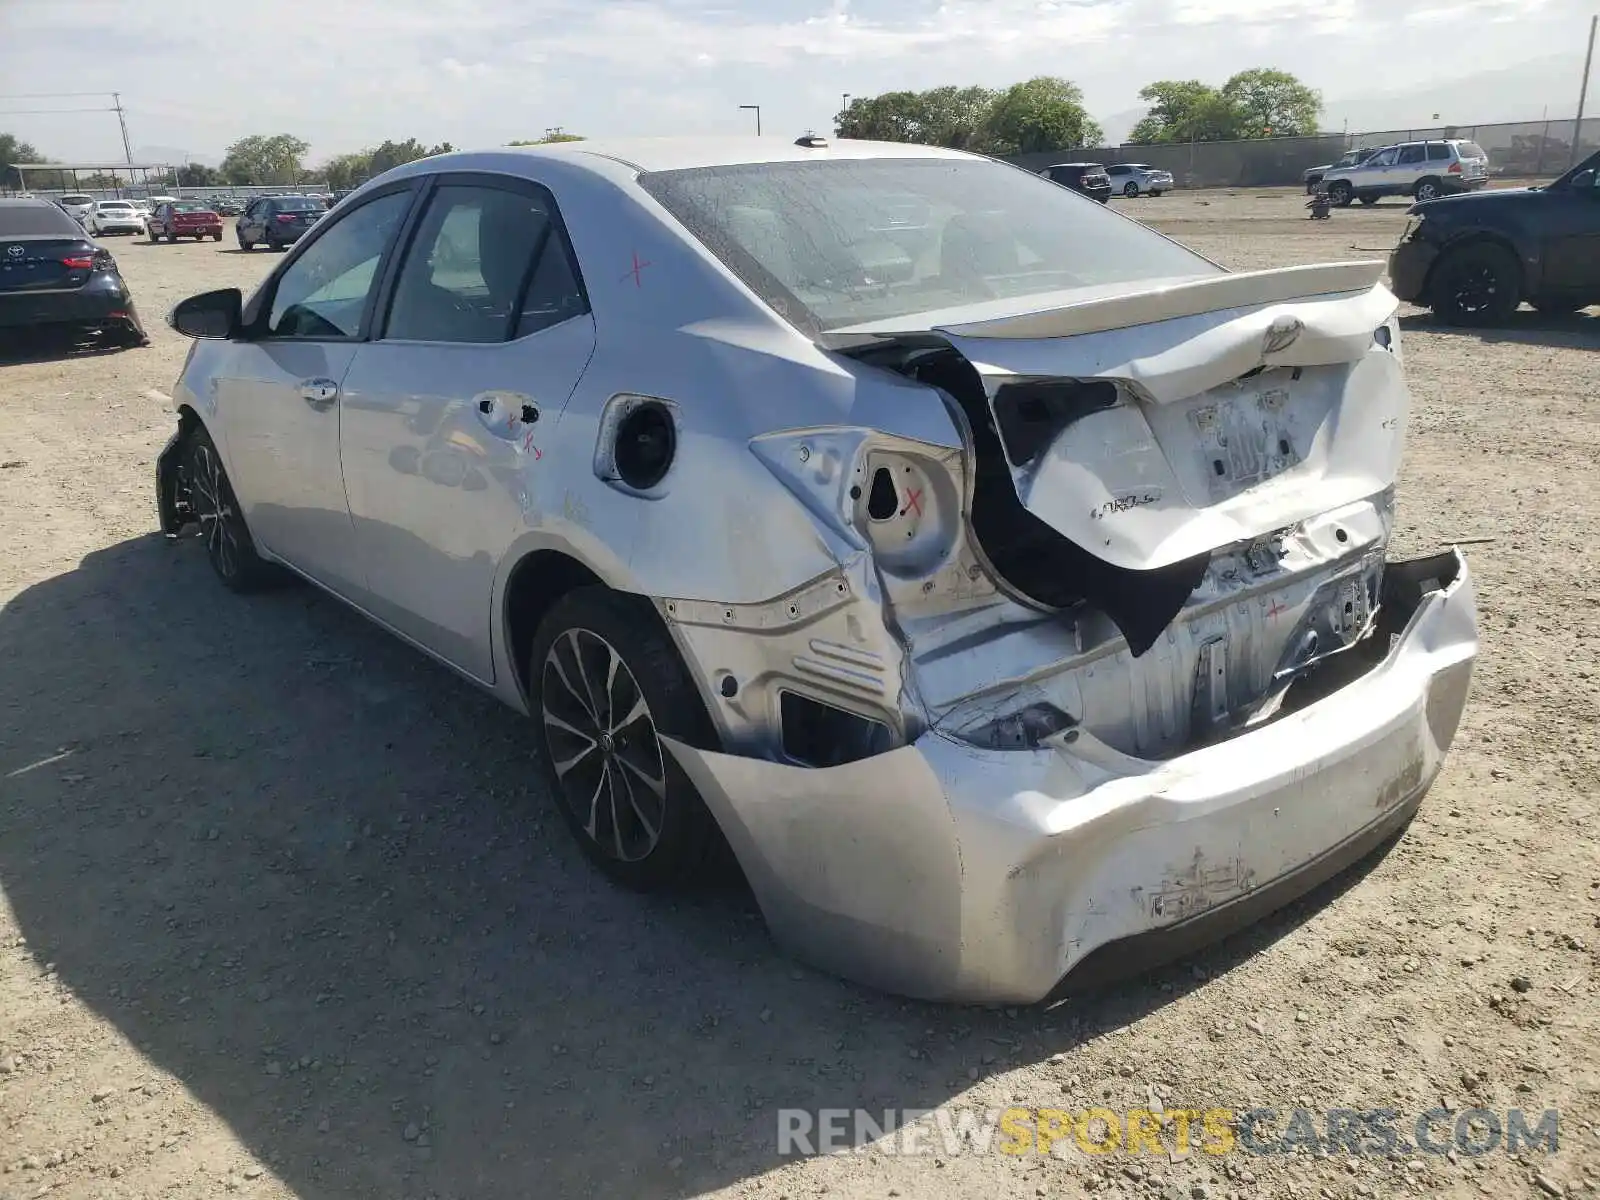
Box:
[1037, 160, 1173, 200]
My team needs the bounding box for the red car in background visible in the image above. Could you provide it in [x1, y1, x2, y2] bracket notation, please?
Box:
[147, 201, 223, 243]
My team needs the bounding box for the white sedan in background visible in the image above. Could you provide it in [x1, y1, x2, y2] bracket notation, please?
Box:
[1106, 162, 1175, 196]
[86, 199, 147, 236]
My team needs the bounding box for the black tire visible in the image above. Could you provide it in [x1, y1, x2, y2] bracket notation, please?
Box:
[1531, 297, 1583, 315]
[1327, 180, 1353, 207]
[1122, 181, 1139, 198]
[1414, 178, 1443, 203]
[1359, 194, 1378, 206]
[1430, 242, 1521, 326]
[528, 587, 722, 891]
[1150, 190, 1163, 197]
[185, 425, 280, 592]
[266, 235, 283, 252]
[213, 231, 224, 242]
[238, 231, 254, 250]
[149, 229, 162, 244]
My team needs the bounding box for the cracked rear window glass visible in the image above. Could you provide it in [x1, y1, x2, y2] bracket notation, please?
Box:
[639, 158, 1218, 333]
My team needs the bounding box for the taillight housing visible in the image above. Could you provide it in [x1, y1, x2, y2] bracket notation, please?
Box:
[60, 255, 94, 269]
[275, 213, 296, 223]
[1447, 162, 1462, 174]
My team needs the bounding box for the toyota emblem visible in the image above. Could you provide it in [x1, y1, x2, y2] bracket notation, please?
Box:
[5, 245, 22, 258]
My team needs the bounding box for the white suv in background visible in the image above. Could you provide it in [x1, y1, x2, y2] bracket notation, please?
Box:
[1323, 140, 1490, 206]
[1105, 162, 1174, 197]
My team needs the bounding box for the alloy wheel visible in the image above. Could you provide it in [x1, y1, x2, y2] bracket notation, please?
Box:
[189, 440, 241, 581]
[1416, 181, 1440, 202]
[1447, 262, 1503, 316]
[540, 628, 668, 864]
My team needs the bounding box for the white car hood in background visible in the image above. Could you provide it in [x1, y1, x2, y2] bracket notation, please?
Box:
[850, 262, 1402, 573]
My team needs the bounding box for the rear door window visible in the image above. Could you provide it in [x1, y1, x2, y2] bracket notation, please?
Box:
[1398, 145, 1426, 165]
[1426, 144, 1451, 161]
[384, 182, 587, 343]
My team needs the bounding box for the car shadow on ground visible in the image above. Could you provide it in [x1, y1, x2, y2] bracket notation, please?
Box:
[0, 533, 1402, 1198]
[0, 333, 146, 366]
[1399, 308, 1600, 349]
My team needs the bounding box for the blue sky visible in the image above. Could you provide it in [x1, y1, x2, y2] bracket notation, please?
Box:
[1, 0, 1591, 164]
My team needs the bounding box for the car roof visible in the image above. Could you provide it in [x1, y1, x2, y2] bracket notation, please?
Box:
[1046, 162, 1101, 169]
[0, 197, 60, 209]
[481, 136, 973, 174]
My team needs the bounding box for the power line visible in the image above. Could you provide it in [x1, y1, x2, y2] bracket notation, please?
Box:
[0, 92, 114, 99]
[0, 108, 116, 116]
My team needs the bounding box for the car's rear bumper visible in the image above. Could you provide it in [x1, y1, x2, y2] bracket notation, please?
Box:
[1080, 183, 1112, 203]
[172, 223, 223, 236]
[0, 274, 145, 334]
[665, 550, 1477, 1004]
[95, 223, 145, 235]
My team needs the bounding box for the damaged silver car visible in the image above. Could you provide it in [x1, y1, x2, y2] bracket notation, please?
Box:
[156, 137, 1478, 1003]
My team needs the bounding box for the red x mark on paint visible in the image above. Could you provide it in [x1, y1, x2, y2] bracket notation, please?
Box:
[1266, 600, 1290, 618]
[621, 250, 652, 288]
[901, 487, 924, 518]
[521, 428, 542, 459]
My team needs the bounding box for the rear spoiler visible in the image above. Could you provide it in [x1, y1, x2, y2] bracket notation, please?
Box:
[827, 261, 1387, 344]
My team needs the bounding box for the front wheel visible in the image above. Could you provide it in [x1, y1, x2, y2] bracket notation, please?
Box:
[1328, 180, 1353, 207]
[1122, 181, 1139, 198]
[1359, 195, 1378, 206]
[186, 425, 280, 592]
[529, 587, 723, 891]
[1431, 243, 1521, 326]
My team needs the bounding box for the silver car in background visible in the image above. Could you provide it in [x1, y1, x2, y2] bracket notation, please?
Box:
[1106, 162, 1175, 196]
[156, 138, 1477, 1003]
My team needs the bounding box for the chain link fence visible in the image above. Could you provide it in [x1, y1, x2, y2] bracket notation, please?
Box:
[1007, 118, 1600, 189]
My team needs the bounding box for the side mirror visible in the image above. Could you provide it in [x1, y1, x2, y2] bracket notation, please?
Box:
[1571, 168, 1597, 190]
[169, 287, 243, 339]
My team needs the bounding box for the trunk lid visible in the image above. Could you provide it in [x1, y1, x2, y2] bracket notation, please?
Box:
[835, 261, 1400, 573]
[0, 236, 97, 293]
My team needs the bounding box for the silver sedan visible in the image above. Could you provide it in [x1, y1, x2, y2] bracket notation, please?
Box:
[156, 138, 1477, 1003]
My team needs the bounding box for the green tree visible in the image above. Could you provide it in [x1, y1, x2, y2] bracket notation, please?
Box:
[1, 132, 44, 188]
[220, 134, 310, 185]
[1219, 68, 1321, 138]
[319, 151, 374, 191]
[983, 76, 1102, 154]
[507, 131, 585, 145]
[177, 162, 222, 188]
[1129, 80, 1241, 143]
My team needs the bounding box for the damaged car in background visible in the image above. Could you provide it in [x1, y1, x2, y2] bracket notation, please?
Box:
[155, 138, 1478, 1004]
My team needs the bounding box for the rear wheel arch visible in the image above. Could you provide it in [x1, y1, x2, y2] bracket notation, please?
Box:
[502, 549, 609, 708]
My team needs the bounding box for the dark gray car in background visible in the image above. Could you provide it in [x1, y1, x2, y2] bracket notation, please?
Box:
[235, 194, 325, 251]
[0, 198, 148, 351]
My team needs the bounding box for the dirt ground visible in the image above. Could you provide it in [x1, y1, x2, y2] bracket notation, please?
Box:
[1, 190, 1597, 1200]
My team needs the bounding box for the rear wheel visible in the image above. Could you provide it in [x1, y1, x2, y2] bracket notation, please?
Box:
[1414, 178, 1443, 202]
[1430, 243, 1521, 326]
[528, 587, 723, 891]
[237, 229, 254, 250]
[1359, 194, 1378, 206]
[1531, 297, 1584, 315]
[1122, 181, 1139, 198]
[185, 425, 280, 592]
[213, 231, 224, 242]
[1328, 180, 1353, 207]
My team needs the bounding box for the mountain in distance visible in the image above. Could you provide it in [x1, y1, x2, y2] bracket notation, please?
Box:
[1319, 54, 1589, 132]
[1095, 54, 1589, 145]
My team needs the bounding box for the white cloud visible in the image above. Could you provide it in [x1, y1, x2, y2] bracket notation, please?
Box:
[0, 0, 1590, 161]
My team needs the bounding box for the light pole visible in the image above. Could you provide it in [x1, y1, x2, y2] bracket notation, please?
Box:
[1572, 14, 1598, 169]
[739, 104, 761, 136]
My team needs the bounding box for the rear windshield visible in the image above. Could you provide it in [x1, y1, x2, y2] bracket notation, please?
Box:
[1457, 142, 1487, 160]
[173, 201, 212, 212]
[1, 203, 84, 236]
[272, 198, 321, 212]
[638, 157, 1218, 334]
[59, 195, 93, 205]
[98, 201, 134, 210]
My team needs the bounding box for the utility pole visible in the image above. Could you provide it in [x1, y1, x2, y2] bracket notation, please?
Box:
[740, 104, 761, 136]
[1573, 14, 1598, 169]
[112, 92, 133, 165]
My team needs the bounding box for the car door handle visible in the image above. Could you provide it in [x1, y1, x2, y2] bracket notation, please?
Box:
[299, 378, 340, 409]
